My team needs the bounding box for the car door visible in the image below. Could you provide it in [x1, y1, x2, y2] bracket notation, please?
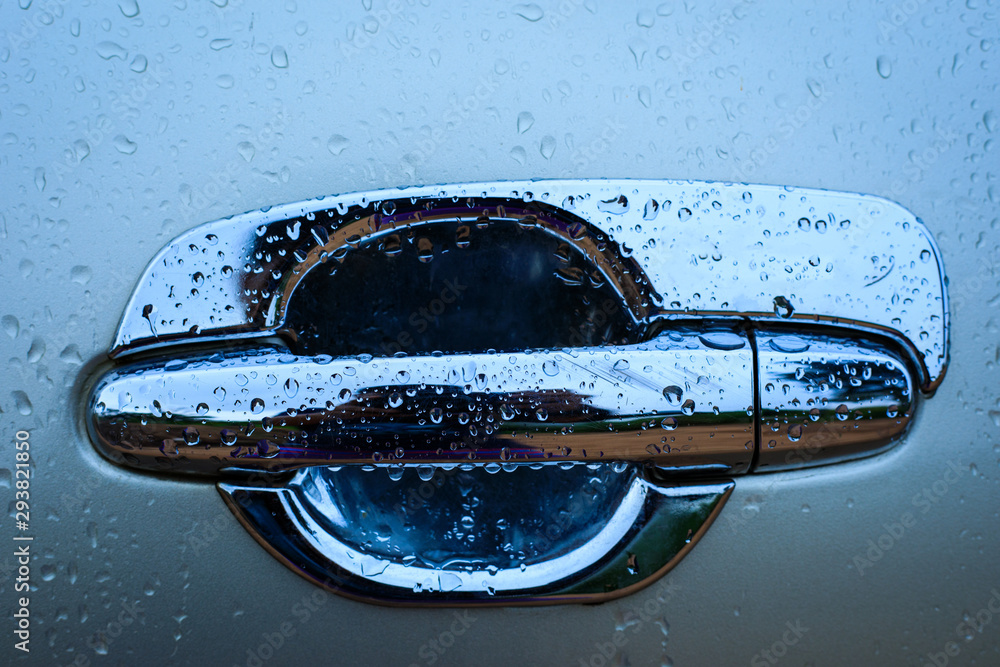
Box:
[1, 1, 997, 665]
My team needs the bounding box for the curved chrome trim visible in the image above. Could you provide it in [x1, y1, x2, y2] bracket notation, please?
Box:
[85, 179, 949, 606]
[109, 180, 948, 393]
[219, 469, 734, 606]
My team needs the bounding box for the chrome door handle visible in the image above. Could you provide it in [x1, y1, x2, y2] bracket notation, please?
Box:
[85, 180, 948, 605]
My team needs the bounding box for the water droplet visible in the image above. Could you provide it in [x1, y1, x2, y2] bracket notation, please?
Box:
[876, 55, 892, 78]
[662, 386, 682, 405]
[118, 0, 140, 18]
[513, 3, 543, 22]
[638, 86, 651, 107]
[96, 41, 127, 60]
[516, 111, 534, 134]
[111, 135, 137, 155]
[26, 337, 45, 362]
[661, 417, 677, 430]
[237, 141, 255, 162]
[535, 407, 548, 421]
[250, 398, 265, 414]
[643, 199, 659, 221]
[768, 336, 810, 353]
[182, 427, 200, 445]
[429, 407, 443, 424]
[542, 360, 560, 376]
[678, 207, 692, 222]
[129, 54, 148, 73]
[327, 134, 349, 155]
[258, 440, 280, 458]
[59, 345, 83, 365]
[416, 237, 434, 263]
[539, 135, 556, 159]
[2, 315, 19, 339]
[773, 296, 794, 318]
[698, 332, 745, 351]
[613, 359, 630, 371]
[787, 424, 803, 442]
[283, 378, 299, 398]
[270, 46, 289, 68]
[681, 399, 696, 416]
[12, 391, 32, 415]
[598, 195, 629, 215]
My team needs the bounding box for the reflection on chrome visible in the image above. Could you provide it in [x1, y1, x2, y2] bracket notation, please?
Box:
[89, 328, 912, 475]
[85, 181, 944, 605]
[221, 465, 735, 604]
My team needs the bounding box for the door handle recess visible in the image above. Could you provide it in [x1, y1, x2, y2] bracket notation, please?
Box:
[84, 180, 948, 605]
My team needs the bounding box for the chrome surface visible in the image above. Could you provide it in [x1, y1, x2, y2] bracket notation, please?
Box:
[84, 181, 946, 606]
[88, 330, 755, 475]
[7, 1, 988, 660]
[109, 181, 949, 393]
[88, 327, 915, 475]
[219, 465, 734, 605]
[754, 330, 915, 471]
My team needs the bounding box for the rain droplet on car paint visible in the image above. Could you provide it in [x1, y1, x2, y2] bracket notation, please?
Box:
[512, 3, 543, 22]
[516, 111, 534, 134]
[876, 55, 892, 78]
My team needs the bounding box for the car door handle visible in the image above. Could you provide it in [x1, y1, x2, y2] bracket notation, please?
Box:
[89, 328, 912, 474]
[85, 180, 948, 605]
